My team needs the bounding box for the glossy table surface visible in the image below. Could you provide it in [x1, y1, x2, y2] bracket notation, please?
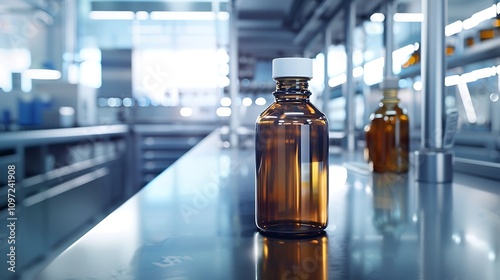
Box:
[36, 130, 500, 280]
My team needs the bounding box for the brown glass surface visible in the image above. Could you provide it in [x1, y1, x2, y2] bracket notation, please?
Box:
[365, 98, 409, 173]
[255, 81, 328, 235]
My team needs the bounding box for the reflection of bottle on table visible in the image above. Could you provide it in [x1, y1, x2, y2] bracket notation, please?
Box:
[255, 232, 328, 280]
[371, 173, 409, 239]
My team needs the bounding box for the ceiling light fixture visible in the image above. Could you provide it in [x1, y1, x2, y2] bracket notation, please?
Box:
[24, 69, 61, 80]
[150, 11, 228, 21]
[370, 13, 385, 23]
[89, 11, 135, 20]
[445, 20, 463, 36]
[393, 13, 423, 22]
[135, 11, 149, 20]
[463, 4, 496, 30]
[457, 82, 478, 124]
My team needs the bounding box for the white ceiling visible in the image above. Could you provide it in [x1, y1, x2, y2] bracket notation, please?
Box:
[1, 0, 498, 60]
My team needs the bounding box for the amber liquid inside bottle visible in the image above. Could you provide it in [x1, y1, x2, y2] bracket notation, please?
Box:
[255, 78, 328, 235]
[365, 89, 409, 173]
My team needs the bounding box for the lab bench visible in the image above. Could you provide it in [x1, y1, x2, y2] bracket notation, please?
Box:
[0, 125, 129, 276]
[32, 129, 499, 280]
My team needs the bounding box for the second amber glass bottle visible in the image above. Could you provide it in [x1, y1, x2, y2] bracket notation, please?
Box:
[255, 58, 329, 236]
[365, 78, 409, 173]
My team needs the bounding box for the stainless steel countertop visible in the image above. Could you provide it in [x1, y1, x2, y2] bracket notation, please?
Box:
[0, 125, 129, 147]
[35, 129, 500, 280]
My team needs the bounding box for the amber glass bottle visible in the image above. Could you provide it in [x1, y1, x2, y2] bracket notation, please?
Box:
[479, 13, 500, 41]
[255, 58, 329, 236]
[365, 79, 409, 173]
[465, 36, 475, 48]
[402, 48, 420, 68]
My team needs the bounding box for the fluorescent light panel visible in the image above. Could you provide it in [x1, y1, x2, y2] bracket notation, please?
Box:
[220, 97, 231, 106]
[370, 13, 385, 23]
[89, 11, 135, 20]
[393, 13, 423, 22]
[369, 12, 423, 22]
[255, 97, 267, 106]
[216, 107, 231, 117]
[353, 66, 364, 78]
[445, 20, 463, 36]
[328, 74, 347, 88]
[463, 6, 495, 29]
[136, 11, 149, 20]
[242, 97, 252, 106]
[150, 11, 228, 21]
[24, 69, 61, 80]
[457, 82, 478, 124]
[89, 10, 229, 21]
[180, 107, 193, 117]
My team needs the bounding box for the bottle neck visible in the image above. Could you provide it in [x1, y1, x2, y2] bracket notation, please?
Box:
[381, 88, 400, 103]
[274, 78, 311, 101]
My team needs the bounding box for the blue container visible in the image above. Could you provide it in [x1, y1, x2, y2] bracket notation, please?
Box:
[2, 109, 11, 130]
[18, 97, 34, 126]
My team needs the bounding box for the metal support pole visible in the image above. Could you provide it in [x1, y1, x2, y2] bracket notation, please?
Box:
[383, 0, 394, 79]
[63, 0, 77, 81]
[229, 0, 239, 147]
[492, 76, 500, 133]
[344, 0, 356, 152]
[323, 27, 332, 115]
[415, 0, 453, 183]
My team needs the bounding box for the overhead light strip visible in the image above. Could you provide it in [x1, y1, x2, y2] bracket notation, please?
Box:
[89, 11, 229, 21]
[393, 13, 423, 22]
[371, 2, 500, 35]
[445, 20, 463, 36]
[457, 82, 478, 124]
[89, 11, 135, 20]
[150, 11, 228, 21]
[24, 69, 61, 80]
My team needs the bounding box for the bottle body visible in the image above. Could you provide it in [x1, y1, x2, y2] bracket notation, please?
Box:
[365, 91, 409, 173]
[255, 78, 329, 236]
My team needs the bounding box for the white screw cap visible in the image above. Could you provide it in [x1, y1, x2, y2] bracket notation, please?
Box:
[272, 57, 313, 79]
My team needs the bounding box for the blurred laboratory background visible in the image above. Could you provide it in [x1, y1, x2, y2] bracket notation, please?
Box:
[0, 0, 500, 278]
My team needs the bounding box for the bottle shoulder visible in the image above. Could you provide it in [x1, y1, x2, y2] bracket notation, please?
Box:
[369, 103, 408, 123]
[258, 101, 326, 117]
[372, 102, 408, 116]
[257, 101, 328, 125]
